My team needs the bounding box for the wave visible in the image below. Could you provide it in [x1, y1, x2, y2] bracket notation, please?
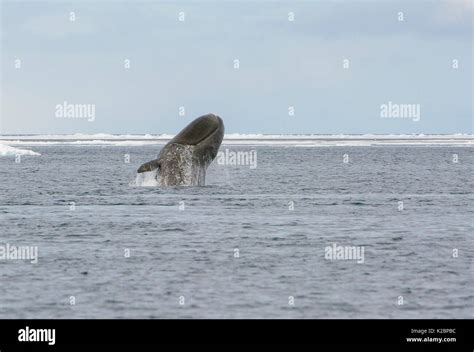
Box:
[0, 143, 41, 156]
[1, 133, 472, 140]
[1, 134, 472, 147]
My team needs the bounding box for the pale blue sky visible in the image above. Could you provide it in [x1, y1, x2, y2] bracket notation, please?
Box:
[1, 0, 472, 134]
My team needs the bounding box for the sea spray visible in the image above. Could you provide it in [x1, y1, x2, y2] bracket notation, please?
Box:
[132, 169, 159, 187]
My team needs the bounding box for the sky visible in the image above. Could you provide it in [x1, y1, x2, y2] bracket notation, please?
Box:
[0, 0, 472, 135]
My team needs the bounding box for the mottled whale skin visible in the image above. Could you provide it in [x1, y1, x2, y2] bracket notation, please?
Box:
[137, 113, 224, 186]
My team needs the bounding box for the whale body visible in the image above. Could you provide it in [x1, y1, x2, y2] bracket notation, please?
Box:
[137, 113, 224, 186]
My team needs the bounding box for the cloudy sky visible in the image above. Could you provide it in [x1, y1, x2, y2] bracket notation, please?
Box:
[1, 0, 472, 134]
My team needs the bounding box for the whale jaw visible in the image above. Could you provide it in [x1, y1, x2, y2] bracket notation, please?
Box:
[137, 113, 224, 187]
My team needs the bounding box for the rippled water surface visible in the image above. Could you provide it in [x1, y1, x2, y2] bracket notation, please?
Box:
[0, 145, 472, 318]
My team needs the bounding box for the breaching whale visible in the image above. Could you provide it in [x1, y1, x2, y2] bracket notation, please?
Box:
[137, 113, 224, 186]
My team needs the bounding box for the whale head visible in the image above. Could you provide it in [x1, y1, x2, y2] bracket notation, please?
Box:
[137, 113, 224, 186]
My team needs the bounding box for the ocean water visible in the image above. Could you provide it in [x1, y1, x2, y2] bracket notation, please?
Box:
[0, 144, 472, 318]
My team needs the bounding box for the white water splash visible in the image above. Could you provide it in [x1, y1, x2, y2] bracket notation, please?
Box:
[131, 170, 159, 187]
